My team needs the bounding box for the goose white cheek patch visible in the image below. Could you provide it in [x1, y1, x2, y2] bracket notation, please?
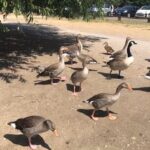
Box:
[10, 123, 16, 129]
[145, 76, 150, 80]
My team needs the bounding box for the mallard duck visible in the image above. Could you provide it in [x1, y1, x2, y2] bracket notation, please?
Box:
[61, 34, 82, 64]
[71, 60, 89, 96]
[83, 82, 132, 121]
[106, 40, 137, 78]
[8, 116, 58, 149]
[110, 37, 132, 60]
[103, 42, 114, 54]
[36, 48, 68, 84]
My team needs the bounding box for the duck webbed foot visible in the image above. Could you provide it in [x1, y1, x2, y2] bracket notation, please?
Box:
[30, 144, 37, 150]
[108, 113, 117, 120]
[60, 76, 67, 81]
[72, 85, 78, 96]
[72, 92, 78, 96]
[29, 138, 37, 150]
[91, 110, 99, 121]
[91, 115, 99, 121]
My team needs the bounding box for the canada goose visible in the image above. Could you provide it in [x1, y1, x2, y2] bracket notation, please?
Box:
[71, 60, 89, 96]
[61, 34, 83, 64]
[103, 42, 114, 54]
[8, 116, 58, 149]
[36, 48, 68, 84]
[83, 82, 132, 121]
[110, 37, 132, 60]
[107, 40, 137, 78]
[145, 67, 150, 80]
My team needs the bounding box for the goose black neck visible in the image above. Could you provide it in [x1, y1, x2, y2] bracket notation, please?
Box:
[127, 42, 132, 57]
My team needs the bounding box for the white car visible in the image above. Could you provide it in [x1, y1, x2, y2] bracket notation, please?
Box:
[102, 3, 113, 16]
[135, 5, 150, 18]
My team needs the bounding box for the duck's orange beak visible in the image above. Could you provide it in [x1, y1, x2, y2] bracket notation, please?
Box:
[127, 84, 132, 91]
[53, 130, 59, 136]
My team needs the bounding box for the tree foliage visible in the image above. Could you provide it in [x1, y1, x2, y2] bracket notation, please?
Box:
[0, 0, 105, 21]
[0, 0, 149, 22]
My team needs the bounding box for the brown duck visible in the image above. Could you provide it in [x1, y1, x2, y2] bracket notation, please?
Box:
[83, 82, 132, 121]
[36, 48, 68, 84]
[61, 34, 82, 64]
[103, 42, 114, 54]
[8, 116, 58, 149]
[71, 60, 89, 96]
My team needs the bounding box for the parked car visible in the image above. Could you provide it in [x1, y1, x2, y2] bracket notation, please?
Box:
[88, 5, 99, 13]
[114, 5, 139, 17]
[88, 3, 114, 17]
[102, 3, 113, 16]
[135, 5, 150, 18]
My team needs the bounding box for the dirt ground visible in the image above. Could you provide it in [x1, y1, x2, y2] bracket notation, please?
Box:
[0, 15, 150, 150]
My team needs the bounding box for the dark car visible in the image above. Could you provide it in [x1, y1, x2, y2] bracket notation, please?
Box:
[114, 5, 139, 17]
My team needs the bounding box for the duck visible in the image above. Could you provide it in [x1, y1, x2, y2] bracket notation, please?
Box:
[63, 35, 98, 65]
[106, 40, 137, 78]
[145, 67, 150, 80]
[110, 36, 132, 60]
[66, 49, 98, 65]
[103, 42, 114, 54]
[8, 116, 58, 150]
[61, 34, 82, 64]
[76, 50, 98, 65]
[36, 48, 68, 85]
[70, 60, 89, 96]
[83, 82, 132, 121]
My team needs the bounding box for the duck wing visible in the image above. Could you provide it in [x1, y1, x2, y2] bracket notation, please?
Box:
[37, 63, 59, 77]
[105, 45, 114, 52]
[107, 58, 130, 70]
[84, 93, 113, 109]
[110, 50, 126, 60]
[14, 116, 45, 130]
[79, 53, 98, 64]
[71, 70, 82, 83]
